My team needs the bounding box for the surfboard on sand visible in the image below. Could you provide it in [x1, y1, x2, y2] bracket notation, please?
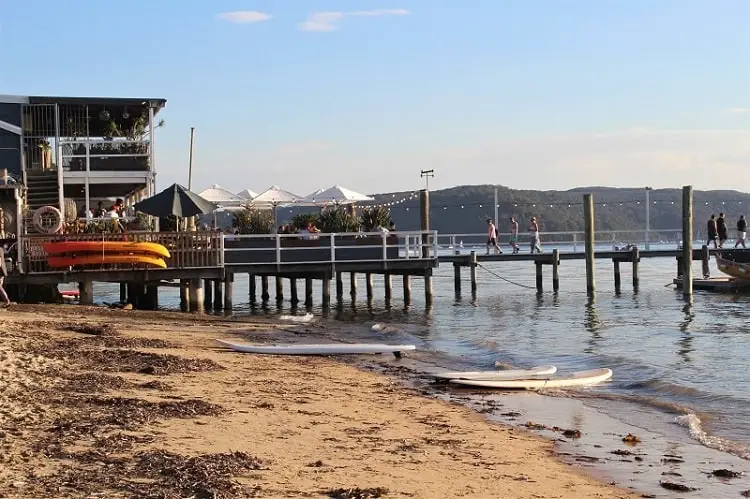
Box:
[215, 339, 416, 358]
[448, 368, 613, 389]
[432, 365, 557, 381]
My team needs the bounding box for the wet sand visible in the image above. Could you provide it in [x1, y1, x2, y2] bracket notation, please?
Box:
[0, 305, 639, 498]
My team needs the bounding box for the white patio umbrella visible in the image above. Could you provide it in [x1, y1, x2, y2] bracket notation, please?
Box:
[198, 184, 245, 207]
[304, 184, 374, 205]
[236, 188, 258, 200]
[247, 186, 305, 228]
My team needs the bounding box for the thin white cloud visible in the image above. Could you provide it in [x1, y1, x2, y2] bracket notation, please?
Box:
[724, 107, 749, 114]
[217, 11, 272, 24]
[299, 9, 409, 32]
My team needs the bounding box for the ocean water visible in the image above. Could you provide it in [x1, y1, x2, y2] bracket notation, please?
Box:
[86, 249, 750, 470]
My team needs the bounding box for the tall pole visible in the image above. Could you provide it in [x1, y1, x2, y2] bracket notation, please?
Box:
[494, 185, 499, 226]
[682, 186, 693, 298]
[645, 186, 652, 250]
[584, 194, 596, 296]
[420, 169, 434, 192]
[188, 127, 195, 191]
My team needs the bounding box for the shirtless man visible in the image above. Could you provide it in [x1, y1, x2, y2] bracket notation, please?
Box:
[509, 216, 520, 254]
[486, 219, 502, 255]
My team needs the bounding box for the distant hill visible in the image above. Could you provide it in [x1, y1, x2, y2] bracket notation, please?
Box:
[367, 185, 750, 238]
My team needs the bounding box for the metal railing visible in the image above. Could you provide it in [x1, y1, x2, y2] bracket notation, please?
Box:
[222, 230, 438, 267]
[437, 229, 684, 253]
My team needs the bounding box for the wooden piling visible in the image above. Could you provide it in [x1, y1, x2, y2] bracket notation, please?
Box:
[420, 189, 430, 258]
[290, 278, 299, 304]
[365, 273, 374, 300]
[552, 249, 560, 292]
[583, 193, 596, 296]
[701, 245, 710, 278]
[469, 251, 478, 295]
[119, 282, 127, 303]
[145, 285, 159, 310]
[179, 279, 189, 311]
[349, 272, 357, 297]
[213, 280, 223, 309]
[188, 279, 204, 313]
[613, 260, 621, 291]
[223, 274, 234, 310]
[305, 278, 313, 307]
[384, 273, 392, 303]
[335, 272, 344, 301]
[535, 262, 543, 292]
[322, 278, 331, 307]
[424, 270, 434, 306]
[78, 280, 94, 305]
[248, 274, 256, 304]
[682, 185, 693, 297]
[453, 263, 461, 296]
[275, 276, 284, 302]
[402, 275, 412, 304]
[261, 276, 270, 302]
[631, 246, 640, 290]
[203, 279, 213, 308]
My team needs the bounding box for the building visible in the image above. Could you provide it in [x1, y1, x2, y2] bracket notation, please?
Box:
[0, 94, 166, 233]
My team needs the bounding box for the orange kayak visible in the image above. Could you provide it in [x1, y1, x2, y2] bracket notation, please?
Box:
[43, 241, 170, 259]
[48, 254, 167, 269]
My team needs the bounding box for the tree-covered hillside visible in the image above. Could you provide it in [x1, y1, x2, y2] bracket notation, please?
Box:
[368, 185, 750, 237]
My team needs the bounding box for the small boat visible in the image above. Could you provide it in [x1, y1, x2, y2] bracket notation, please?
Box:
[715, 250, 750, 280]
[449, 368, 613, 390]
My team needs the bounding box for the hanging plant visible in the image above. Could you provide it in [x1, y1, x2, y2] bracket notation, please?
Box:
[359, 207, 391, 232]
[233, 209, 274, 234]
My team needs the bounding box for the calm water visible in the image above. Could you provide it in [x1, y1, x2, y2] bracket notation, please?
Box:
[87, 249, 750, 463]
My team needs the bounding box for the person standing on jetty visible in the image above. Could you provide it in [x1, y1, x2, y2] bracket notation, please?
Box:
[509, 216, 520, 254]
[707, 214, 718, 248]
[529, 217, 542, 253]
[735, 215, 747, 249]
[486, 219, 502, 255]
[717, 212, 728, 248]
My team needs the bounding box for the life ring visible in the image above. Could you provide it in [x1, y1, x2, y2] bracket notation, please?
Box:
[33, 206, 63, 234]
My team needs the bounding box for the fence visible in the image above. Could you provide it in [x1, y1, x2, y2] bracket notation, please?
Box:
[22, 231, 222, 272]
[436, 229, 684, 253]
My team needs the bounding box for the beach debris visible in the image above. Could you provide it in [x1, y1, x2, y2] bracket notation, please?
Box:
[62, 323, 118, 336]
[741, 490, 750, 497]
[326, 487, 389, 498]
[280, 312, 314, 323]
[307, 460, 326, 467]
[524, 421, 546, 430]
[659, 481, 698, 492]
[561, 429, 581, 439]
[501, 411, 522, 417]
[661, 457, 685, 464]
[622, 433, 641, 444]
[710, 469, 743, 479]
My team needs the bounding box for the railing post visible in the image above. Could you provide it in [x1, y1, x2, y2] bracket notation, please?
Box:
[275, 233, 281, 266]
[573, 233, 577, 253]
[382, 232, 387, 261]
[433, 230, 439, 256]
[330, 233, 336, 263]
[219, 233, 225, 267]
[404, 234, 410, 260]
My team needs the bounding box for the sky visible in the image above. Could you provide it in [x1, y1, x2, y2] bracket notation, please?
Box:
[1, 0, 749, 195]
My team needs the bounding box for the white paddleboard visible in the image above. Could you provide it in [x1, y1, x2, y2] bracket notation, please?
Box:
[216, 339, 416, 356]
[432, 365, 557, 380]
[449, 368, 613, 389]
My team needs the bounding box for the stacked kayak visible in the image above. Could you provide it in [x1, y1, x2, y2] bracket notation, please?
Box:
[43, 241, 170, 269]
[431, 366, 613, 390]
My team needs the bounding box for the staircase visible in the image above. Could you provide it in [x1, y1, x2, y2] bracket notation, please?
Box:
[25, 171, 60, 212]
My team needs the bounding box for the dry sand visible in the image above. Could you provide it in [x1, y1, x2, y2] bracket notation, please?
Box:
[0, 305, 637, 498]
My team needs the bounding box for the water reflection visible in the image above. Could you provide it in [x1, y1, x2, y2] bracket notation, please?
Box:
[584, 297, 602, 354]
[677, 301, 695, 363]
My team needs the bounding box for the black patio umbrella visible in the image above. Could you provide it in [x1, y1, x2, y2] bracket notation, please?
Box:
[134, 183, 217, 218]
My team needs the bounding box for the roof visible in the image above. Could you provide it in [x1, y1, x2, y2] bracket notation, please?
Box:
[0, 94, 166, 112]
[236, 188, 258, 200]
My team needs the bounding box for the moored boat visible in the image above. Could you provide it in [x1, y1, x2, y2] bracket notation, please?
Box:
[715, 250, 750, 280]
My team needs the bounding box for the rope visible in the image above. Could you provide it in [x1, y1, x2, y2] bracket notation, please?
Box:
[476, 263, 538, 290]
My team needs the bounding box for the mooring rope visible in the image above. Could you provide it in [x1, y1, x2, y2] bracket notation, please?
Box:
[476, 263, 539, 290]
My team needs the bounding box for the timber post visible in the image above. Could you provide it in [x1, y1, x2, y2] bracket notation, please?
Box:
[304, 278, 313, 307]
[289, 278, 299, 304]
[613, 260, 621, 292]
[188, 278, 204, 313]
[322, 277, 331, 307]
[424, 269, 434, 307]
[78, 280, 94, 306]
[403, 275, 412, 304]
[701, 245, 710, 278]
[384, 273, 392, 304]
[223, 273, 234, 311]
[179, 279, 189, 311]
[453, 263, 461, 296]
[469, 251, 478, 296]
[335, 272, 344, 301]
[261, 276, 270, 302]
[584, 193, 596, 296]
[552, 249, 560, 292]
[203, 279, 213, 308]
[213, 280, 223, 309]
[535, 261, 543, 293]
[248, 274, 256, 304]
[145, 285, 159, 310]
[119, 282, 127, 303]
[631, 246, 640, 290]
[349, 272, 357, 298]
[365, 273, 374, 301]
[682, 185, 693, 297]
[275, 276, 284, 303]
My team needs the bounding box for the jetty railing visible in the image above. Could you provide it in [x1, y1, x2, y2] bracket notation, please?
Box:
[22, 231, 222, 273]
[222, 230, 438, 267]
[437, 229, 684, 253]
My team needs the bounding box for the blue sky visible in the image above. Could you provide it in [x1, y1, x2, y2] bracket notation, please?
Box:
[2, 1, 749, 194]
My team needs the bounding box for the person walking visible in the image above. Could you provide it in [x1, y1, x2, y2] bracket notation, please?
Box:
[735, 215, 747, 249]
[529, 217, 542, 253]
[707, 214, 718, 248]
[486, 219, 502, 255]
[717, 212, 728, 248]
[509, 216, 520, 254]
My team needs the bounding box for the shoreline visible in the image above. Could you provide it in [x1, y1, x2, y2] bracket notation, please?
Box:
[0, 305, 639, 498]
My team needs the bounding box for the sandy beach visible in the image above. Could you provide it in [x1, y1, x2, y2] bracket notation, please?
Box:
[0, 305, 637, 498]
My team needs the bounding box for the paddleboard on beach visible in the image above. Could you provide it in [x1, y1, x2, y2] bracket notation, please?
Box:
[432, 365, 557, 380]
[215, 339, 416, 356]
[449, 368, 613, 389]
